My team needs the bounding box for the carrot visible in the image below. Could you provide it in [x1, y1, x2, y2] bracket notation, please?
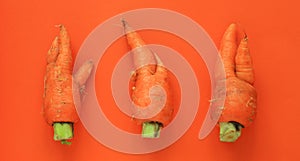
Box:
[43, 25, 93, 144]
[122, 19, 173, 138]
[218, 23, 257, 142]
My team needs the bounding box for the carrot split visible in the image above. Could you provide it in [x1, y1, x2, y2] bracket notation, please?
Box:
[218, 23, 257, 142]
[122, 19, 173, 138]
[43, 25, 93, 144]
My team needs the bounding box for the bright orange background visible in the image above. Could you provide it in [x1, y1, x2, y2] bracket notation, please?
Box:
[1, 0, 300, 161]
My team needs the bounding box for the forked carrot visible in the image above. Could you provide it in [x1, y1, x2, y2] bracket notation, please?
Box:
[218, 23, 257, 142]
[122, 19, 173, 138]
[43, 25, 93, 144]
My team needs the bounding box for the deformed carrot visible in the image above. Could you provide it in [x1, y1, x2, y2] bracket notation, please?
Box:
[44, 25, 76, 127]
[122, 19, 173, 138]
[43, 25, 93, 144]
[218, 23, 257, 142]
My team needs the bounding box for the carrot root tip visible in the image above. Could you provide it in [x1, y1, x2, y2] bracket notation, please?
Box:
[219, 122, 242, 142]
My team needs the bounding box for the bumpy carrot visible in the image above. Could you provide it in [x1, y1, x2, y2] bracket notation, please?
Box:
[43, 25, 93, 144]
[122, 19, 173, 138]
[218, 23, 257, 142]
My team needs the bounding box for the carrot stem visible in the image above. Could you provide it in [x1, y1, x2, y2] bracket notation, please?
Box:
[53, 123, 73, 144]
[219, 122, 242, 142]
[142, 122, 162, 138]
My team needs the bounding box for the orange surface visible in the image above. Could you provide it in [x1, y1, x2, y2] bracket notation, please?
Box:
[1, 0, 300, 161]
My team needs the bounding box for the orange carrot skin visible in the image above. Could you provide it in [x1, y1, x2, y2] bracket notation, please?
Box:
[218, 77, 257, 127]
[56, 25, 73, 74]
[44, 25, 78, 125]
[44, 72, 77, 125]
[235, 37, 254, 85]
[123, 20, 157, 74]
[47, 36, 59, 64]
[131, 65, 173, 126]
[218, 23, 257, 127]
[124, 20, 173, 127]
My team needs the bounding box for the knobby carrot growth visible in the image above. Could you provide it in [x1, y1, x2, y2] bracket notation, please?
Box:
[218, 23, 257, 142]
[122, 19, 173, 138]
[43, 25, 93, 144]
